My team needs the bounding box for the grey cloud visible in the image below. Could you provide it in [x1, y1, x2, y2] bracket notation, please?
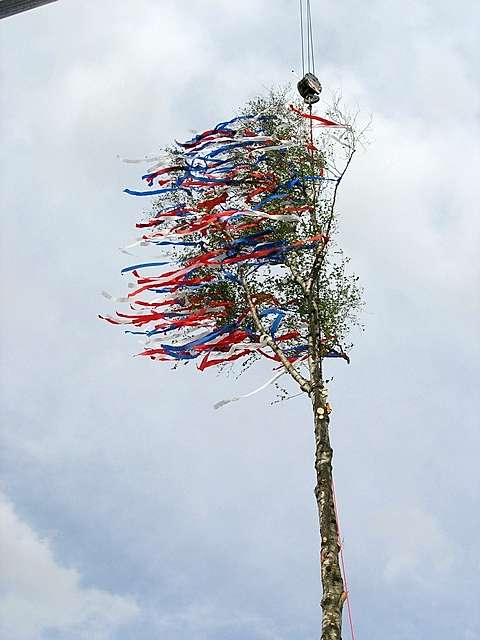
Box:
[1, 1, 479, 639]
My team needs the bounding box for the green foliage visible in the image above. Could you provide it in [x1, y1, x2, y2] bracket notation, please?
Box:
[241, 89, 363, 360]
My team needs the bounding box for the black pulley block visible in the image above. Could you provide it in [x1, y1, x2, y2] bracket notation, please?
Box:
[297, 73, 322, 104]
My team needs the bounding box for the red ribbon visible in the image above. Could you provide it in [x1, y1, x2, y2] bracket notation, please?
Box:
[197, 192, 228, 211]
[289, 104, 345, 128]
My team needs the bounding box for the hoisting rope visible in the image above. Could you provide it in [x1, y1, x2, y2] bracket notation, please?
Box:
[299, 0, 305, 76]
[332, 477, 357, 640]
[299, 0, 316, 76]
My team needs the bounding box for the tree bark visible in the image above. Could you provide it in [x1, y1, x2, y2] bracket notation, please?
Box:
[312, 388, 346, 639]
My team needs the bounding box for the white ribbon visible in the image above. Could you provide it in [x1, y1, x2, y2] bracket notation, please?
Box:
[214, 369, 286, 410]
[101, 291, 129, 303]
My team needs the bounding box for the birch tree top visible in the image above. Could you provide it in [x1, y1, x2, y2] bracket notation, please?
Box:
[100, 88, 363, 402]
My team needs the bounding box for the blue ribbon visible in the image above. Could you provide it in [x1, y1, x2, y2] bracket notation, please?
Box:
[204, 139, 271, 160]
[252, 193, 289, 210]
[223, 230, 272, 252]
[221, 269, 241, 284]
[121, 261, 169, 275]
[258, 308, 286, 337]
[124, 186, 182, 197]
[161, 323, 237, 354]
[214, 114, 254, 130]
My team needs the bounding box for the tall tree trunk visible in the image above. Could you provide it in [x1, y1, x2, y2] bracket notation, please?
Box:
[312, 388, 346, 639]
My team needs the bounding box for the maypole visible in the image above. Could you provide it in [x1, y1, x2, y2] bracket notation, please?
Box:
[100, 3, 362, 638]
[297, 2, 356, 637]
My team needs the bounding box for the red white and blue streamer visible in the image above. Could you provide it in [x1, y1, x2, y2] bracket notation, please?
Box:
[101, 107, 348, 372]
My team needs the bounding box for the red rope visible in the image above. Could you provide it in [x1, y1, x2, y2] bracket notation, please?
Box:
[332, 477, 357, 640]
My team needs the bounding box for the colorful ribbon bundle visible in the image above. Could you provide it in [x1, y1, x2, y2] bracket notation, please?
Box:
[101, 105, 349, 371]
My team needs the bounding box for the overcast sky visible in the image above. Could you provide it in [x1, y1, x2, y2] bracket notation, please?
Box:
[1, 1, 479, 639]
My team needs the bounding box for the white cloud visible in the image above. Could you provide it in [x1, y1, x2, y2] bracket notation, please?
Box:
[0, 491, 139, 640]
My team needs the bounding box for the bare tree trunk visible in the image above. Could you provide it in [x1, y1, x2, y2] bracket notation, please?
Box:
[312, 388, 346, 639]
